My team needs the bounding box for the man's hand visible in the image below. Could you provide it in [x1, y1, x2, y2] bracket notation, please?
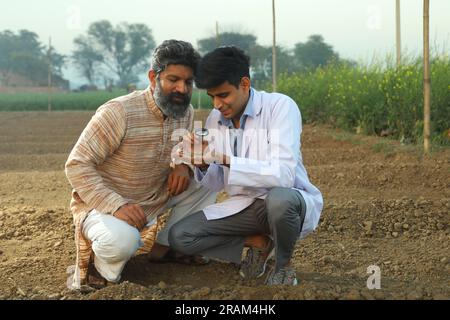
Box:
[181, 133, 208, 167]
[167, 164, 191, 196]
[180, 133, 230, 167]
[113, 204, 147, 230]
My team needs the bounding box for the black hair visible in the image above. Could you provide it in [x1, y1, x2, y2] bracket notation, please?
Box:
[151, 40, 200, 74]
[195, 46, 250, 89]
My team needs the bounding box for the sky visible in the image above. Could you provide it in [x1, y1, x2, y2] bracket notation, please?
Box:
[1, 0, 449, 87]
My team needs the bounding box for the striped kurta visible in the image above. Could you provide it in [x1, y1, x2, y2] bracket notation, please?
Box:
[65, 87, 193, 289]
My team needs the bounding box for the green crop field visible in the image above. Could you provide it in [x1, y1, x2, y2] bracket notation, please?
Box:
[1, 56, 448, 146]
[277, 54, 450, 146]
[0, 89, 213, 111]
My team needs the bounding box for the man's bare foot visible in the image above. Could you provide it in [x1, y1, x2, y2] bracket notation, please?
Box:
[85, 258, 115, 291]
[244, 234, 270, 251]
[147, 243, 171, 262]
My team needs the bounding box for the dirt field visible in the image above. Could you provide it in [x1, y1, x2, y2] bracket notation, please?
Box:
[0, 111, 449, 300]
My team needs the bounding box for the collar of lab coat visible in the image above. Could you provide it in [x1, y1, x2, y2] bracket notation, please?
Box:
[218, 88, 260, 129]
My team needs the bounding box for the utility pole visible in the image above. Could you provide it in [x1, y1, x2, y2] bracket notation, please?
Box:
[396, 0, 402, 67]
[423, 0, 431, 154]
[47, 37, 52, 112]
[272, 0, 277, 92]
[216, 21, 220, 47]
[195, 40, 201, 110]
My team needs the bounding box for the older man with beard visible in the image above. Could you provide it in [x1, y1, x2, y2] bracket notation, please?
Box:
[65, 40, 217, 291]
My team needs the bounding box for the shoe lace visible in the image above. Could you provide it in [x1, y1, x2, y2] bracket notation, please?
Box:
[268, 267, 295, 285]
[242, 248, 263, 272]
[241, 238, 274, 278]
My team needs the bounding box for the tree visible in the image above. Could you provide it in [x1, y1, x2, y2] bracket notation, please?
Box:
[198, 31, 277, 87]
[0, 30, 17, 85]
[248, 44, 272, 82]
[293, 34, 339, 70]
[249, 45, 293, 86]
[48, 46, 66, 76]
[72, 20, 156, 87]
[0, 29, 67, 87]
[198, 32, 257, 55]
[196, 32, 343, 87]
[72, 37, 103, 85]
[198, 32, 285, 86]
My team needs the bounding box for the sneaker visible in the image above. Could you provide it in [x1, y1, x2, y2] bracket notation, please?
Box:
[265, 267, 298, 286]
[239, 239, 275, 279]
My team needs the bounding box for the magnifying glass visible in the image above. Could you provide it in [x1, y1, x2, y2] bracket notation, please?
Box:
[194, 128, 209, 137]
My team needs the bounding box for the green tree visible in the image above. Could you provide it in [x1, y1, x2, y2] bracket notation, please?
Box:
[293, 34, 339, 70]
[0, 30, 17, 85]
[48, 46, 66, 76]
[248, 44, 271, 82]
[197, 32, 286, 87]
[72, 37, 103, 85]
[0, 29, 66, 86]
[196, 32, 343, 87]
[198, 32, 257, 54]
[249, 45, 294, 87]
[72, 20, 156, 87]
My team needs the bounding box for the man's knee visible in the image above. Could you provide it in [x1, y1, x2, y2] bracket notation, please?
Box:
[93, 227, 141, 263]
[265, 187, 303, 223]
[169, 218, 206, 257]
[168, 222, 191, 255]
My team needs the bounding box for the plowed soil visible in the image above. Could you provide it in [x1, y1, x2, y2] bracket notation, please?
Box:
[0, 111, 449, 300]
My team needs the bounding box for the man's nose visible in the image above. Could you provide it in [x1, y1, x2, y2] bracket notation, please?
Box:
[213, 97, 223, 110]
[175, 81, 188, 94]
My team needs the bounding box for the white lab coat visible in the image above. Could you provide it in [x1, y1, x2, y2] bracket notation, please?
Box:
[194, 89, 323, 239]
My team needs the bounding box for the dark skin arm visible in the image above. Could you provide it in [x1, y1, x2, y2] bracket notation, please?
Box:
[182, 133, 230, 168]
[167, 164, 191, 196]
[113, 203, 147, 230]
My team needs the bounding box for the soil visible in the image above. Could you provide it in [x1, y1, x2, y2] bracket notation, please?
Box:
[0, 111, 449, 300]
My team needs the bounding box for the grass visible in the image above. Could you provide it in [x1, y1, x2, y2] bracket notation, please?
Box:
[0, 89, 127, 111]
[328, 124, 442, 158]
[371, 141, 395, 155]
[332, 131, 364, 146]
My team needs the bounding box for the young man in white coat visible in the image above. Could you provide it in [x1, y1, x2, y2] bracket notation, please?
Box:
[168, 46, 323, 285]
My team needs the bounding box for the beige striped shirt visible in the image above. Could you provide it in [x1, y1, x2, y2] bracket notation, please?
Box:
[65, 87, 193, 289]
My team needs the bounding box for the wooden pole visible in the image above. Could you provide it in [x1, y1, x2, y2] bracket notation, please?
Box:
[272, 0, 277, 92]
[423, 0, 431, 154]
[195, 40, 201, 110]
[215, 21, 220, 47]
[47, 37, 52, 112]
[396, 0, 402, 67]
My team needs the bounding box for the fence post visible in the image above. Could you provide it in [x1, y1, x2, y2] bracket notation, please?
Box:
[423, 0, 431, 154]
[272, 0, 277, 92]
[47, 37, 52, 112]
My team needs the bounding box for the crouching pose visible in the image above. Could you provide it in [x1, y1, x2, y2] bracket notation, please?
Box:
[168, 46, 323, 285]
[65, 40, 217, 291]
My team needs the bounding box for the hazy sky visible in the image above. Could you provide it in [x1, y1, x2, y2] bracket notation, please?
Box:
[1, 0, 449, 85]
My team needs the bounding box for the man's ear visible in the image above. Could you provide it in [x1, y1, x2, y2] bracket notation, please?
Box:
[240, 77, 251, 91]
[149, 70, 157, 90]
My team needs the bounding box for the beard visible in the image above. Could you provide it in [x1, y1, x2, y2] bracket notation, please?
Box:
[153, 80, 191, 119]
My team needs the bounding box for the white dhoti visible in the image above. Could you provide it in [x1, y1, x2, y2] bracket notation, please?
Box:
[82, 180, 216, 282]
